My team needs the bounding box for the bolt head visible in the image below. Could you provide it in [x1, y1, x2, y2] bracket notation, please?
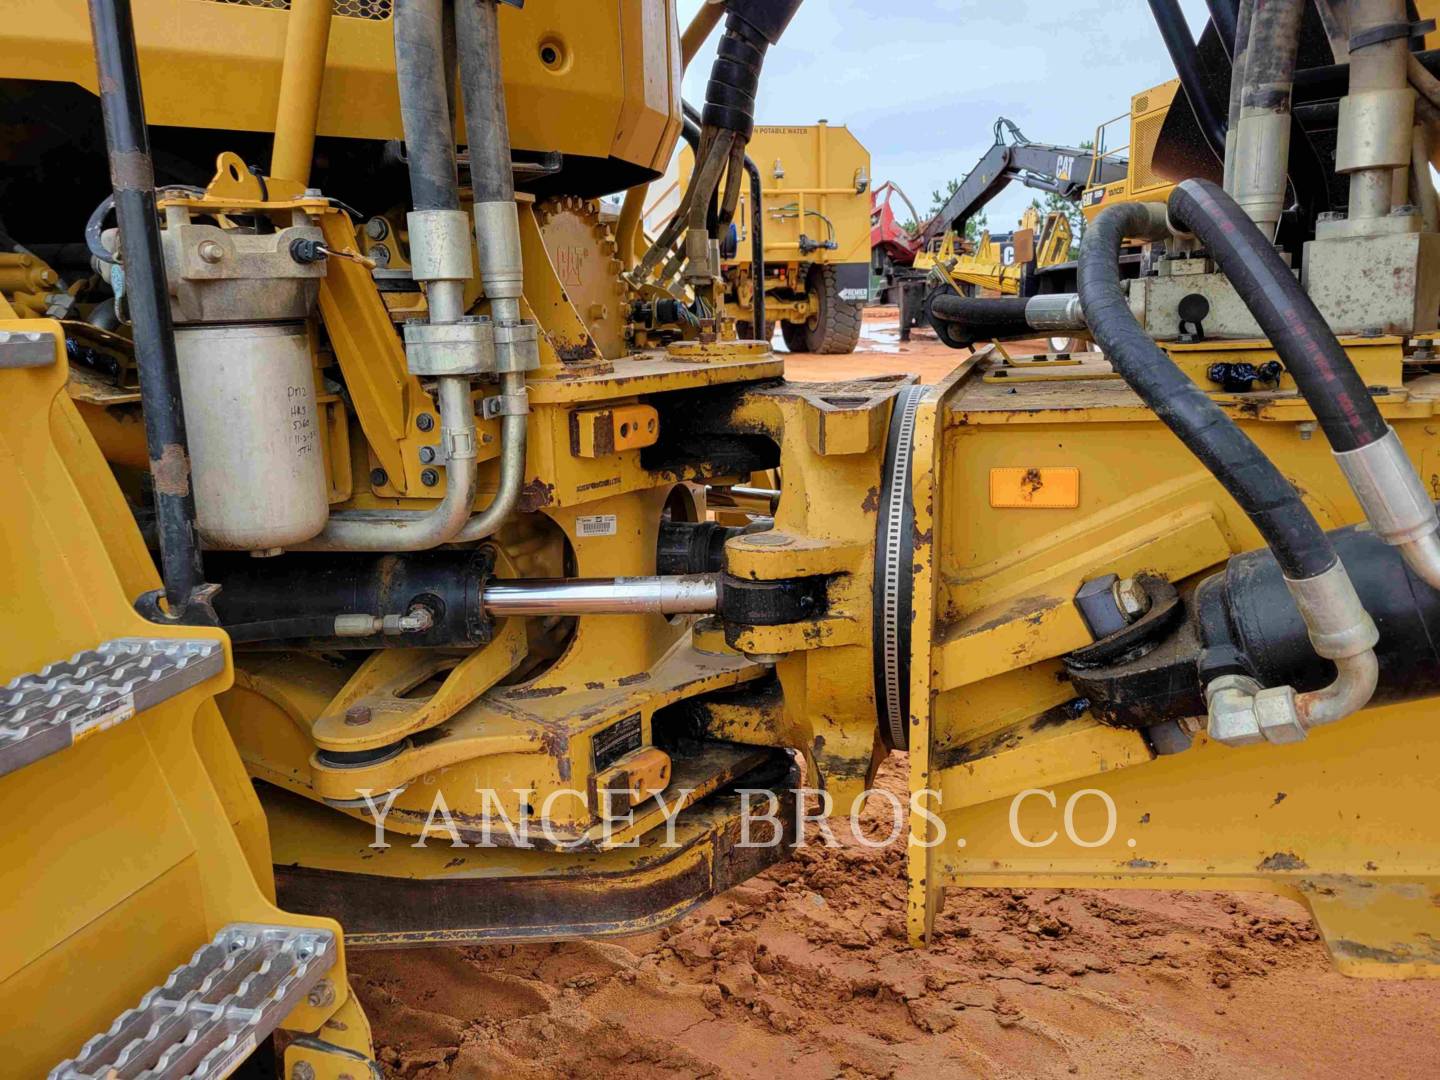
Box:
[421, 468, 440, 487]
[419, 445, 437, 464]
[345, 705, 372, 726]
[416, 412, 435, 432]
[306, 979, 337, 1008]
[291, 1063, 316, 1080]
[365, 217, 390, 240]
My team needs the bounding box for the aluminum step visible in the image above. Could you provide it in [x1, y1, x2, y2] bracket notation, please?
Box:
[51, 923, 337, 1080]
[0, 637, 224, 778]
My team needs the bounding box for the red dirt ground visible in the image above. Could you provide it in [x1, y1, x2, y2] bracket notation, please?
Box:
[349, 317, 1440, 1078]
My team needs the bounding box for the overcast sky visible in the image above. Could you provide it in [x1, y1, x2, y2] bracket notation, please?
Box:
[675, 0, 1211, 229]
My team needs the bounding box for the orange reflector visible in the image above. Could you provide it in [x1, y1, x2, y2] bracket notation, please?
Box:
[989, 466, 1081, 509]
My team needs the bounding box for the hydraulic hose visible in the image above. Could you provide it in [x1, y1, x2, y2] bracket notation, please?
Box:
[1230, 0, 1304, 235]
[1147, 0, 1228, 162]
[297, 0, 484, 552]
[927, 293, 1086, 348]
[1167, 179, 1388, 453]
[1080, 200, 1379, 742]
[1205, 0, 1239, 55]
[455, 0, 513, 206]
[1222, 0, 1253, 192]
[454, 0, 531, 542]
[394, 0, 459, 213]
[617, 0, 726, 271]
[1078, 201, 1336, 582]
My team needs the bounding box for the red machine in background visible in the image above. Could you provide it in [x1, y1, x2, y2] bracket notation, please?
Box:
[870, 180, 924, 306]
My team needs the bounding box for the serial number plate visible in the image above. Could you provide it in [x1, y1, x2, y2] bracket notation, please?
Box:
[593, 712, 642, 770]
[576, 514, 618, 537]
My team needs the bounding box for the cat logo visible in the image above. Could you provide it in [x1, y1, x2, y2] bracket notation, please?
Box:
[555, 244, 589, 288]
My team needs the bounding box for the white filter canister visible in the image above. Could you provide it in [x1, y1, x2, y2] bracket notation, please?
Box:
[174, 321, 329, 551]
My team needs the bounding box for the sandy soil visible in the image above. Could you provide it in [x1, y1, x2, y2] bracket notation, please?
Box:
[351, 757, 1440, 1079]
[780, 305, 1048, 384]
[349, 320, 1440, 1078]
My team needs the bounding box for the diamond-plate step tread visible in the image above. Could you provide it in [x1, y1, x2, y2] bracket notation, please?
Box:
[51, 922, 337, 1080]
[0, 637, 224, 779]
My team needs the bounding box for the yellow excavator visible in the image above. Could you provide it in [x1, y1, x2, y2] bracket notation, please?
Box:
[7, 1, 1440, 1076]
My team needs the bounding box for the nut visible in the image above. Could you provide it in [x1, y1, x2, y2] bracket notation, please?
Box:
[1253, 685, 1306, 744]
[1113, 577, 1151, 620]
[197, 239, 225, 264]
[1205, 673, 1264, 747]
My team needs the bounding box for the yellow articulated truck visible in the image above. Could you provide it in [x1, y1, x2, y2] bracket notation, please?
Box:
[682, 121, 872, 352]
[7, 0, 1440, 1076]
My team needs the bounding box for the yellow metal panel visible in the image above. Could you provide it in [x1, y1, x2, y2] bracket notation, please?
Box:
[988, 465, 1081, 509]
[681, 122, 872, 268]
[0, 0, 679, 173]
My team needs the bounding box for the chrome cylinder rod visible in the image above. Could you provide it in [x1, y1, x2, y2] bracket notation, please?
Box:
[481, 575, 719, 617]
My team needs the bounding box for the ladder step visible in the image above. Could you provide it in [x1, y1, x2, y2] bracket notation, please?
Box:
[51, 922, 337, 1080]
[0, 637, 223, 779]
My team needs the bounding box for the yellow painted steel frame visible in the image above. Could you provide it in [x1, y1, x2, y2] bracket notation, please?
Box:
[904, 352, 1440, 977]
[0, 0, 682, 178]
[0, 324, 371, 1076]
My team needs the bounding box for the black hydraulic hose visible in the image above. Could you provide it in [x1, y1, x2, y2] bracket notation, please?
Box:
[86, 0, 208, 620]
[224, 616, 350, 644]
[685, 99, 765, 335]
[1078, 201, 1337, 581]
[744, 153, 765, 335]
[394, 0, 460, 212]
[1147, 0, 1227, 162]
[927, 294, 1031, 346]
[1226, 0, 1253, 138]
[455, 0, 514, 204]
[1205, 0, 1238, 55]
[1167, 179, 1389, 453]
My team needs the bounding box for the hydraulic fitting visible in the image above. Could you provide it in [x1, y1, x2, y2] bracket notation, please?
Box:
[1205, 561, 1380, 747]
[1334, 427, 1440, 589]
[407, 208, 474, 285]
[684, 228, 714, 283]
[473, 201, 524, 299]
[1285, 560, 1381, 662]
[1023, 293, 1086, 331]
[1205, 674, 1265, 747]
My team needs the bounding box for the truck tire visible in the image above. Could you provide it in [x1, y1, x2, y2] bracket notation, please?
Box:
[781, 264, 862, 355]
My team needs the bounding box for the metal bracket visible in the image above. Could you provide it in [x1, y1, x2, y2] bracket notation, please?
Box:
[493, 319, 540, 374]
[1349, 19, 1434, 50]
[0, 329, 56, 369]
[403, 316, 496, 377]
[482, 392, 530, 419]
